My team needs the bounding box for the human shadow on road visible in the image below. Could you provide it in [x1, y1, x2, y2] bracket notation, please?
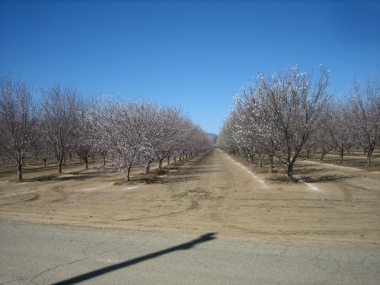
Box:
[52, 232, 217, 285]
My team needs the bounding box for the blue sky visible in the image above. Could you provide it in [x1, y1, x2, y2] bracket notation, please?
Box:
[1, 0, 379, 134]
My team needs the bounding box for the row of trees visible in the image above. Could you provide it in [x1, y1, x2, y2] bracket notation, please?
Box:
[0, 75, 213, 181]
[217, 65, 379, 181]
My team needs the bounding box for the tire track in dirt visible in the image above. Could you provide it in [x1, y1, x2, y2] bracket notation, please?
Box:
[25, 194, 40, 202]
[222, 151, 269, 189]
[341, 185, 353, 202]
[299, 160, 380, 201]
[1, 149, 379, 246]
[141, 150, 219, 223]
[163, 148, 270, 231]
[129, 200, 200, 222]
[51, 186, 68, 203]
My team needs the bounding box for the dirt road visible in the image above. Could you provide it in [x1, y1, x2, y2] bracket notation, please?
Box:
[0, 148, 379, 247]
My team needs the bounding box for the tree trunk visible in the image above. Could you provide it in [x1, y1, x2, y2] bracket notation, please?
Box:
[367, 153, 372, 166]
[339, 148, 344, 164]
[167, 156, 170, 165]
[242, 149, 248, 161]
[320, 148, 328, 161]
[287, 162, 293, 182]
[84, 157, 88, 169]
[58, 155, 64, 173]
[125, 164, 132, 181]
[158, 158, 164, 169]
[258, 153, 263, 168]
[43, 157, 47, 167]
[17, 161, 22, 181]
[145, 159, 153, 174]
[268, 154, 274, 173]
[306, 148, 312, 159]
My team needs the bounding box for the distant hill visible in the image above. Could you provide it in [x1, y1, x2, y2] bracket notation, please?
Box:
[207, 133, 217, 139]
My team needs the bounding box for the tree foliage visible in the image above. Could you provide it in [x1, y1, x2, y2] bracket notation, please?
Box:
[41, 85, 80, 173]
[218, 67, 380, 180]
[0, 75, 39, 180]
[0, 76, 213, 181]
[218, 65, 332, 181]
[89, 97, 212, 181]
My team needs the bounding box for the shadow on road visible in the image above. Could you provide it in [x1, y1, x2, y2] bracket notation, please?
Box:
[52, 232, 217, 285]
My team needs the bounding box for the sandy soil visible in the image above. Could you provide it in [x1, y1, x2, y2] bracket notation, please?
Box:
[0, 148, 379, 247]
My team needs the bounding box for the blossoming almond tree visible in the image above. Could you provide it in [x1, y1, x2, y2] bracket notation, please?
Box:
[89, 96, 213, 179]
[235, 87, 277, 170]
[73, 99, 94, 169]
[138, 105, 206, 173]
[218, 65, 331, 181]
[91, 97, 154, 181]
[41, 85, 80, 173]
[345, 76, 380, 166]
[0, 76, 39, 180]
[327, 102, 353, 163]
[155, 107, 192, 169]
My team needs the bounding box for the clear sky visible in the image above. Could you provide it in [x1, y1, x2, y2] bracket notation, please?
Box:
[1, 0, 379, 134]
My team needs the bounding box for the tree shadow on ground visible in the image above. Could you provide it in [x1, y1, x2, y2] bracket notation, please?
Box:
[294, 166, 330, 175]
[22, 171, 101, 182]
[52, 232, 217, 285]
[183, 168, 219, 174]
[300, 174, 352, 183]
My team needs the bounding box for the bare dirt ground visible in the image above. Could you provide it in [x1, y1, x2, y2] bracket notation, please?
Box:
[0, 148, 379, 248]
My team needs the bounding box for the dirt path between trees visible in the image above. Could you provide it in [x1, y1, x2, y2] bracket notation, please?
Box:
[0, 148, 379, 247]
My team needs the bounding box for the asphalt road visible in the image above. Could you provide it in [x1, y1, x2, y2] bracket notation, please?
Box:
[1, 222, 379, 285]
